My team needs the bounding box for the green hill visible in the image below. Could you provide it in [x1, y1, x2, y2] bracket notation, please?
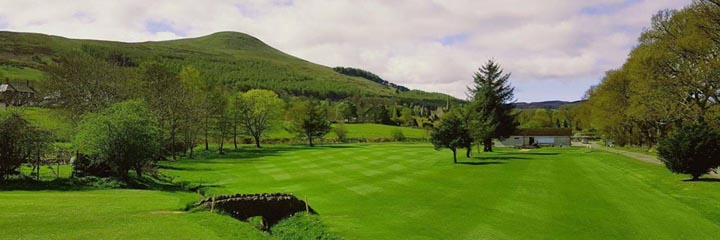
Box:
[0, 31, 457, 106]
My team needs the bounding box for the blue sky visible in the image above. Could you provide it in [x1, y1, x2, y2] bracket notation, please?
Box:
[0, 0, 692, 102]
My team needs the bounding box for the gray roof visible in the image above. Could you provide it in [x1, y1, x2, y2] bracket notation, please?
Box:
[0, 82, 36, 93]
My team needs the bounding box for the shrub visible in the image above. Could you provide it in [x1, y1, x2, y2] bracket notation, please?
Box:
[657, 123, 720, 180]
[391, 129, 405, 142]
[333, 124, 348, 143]
[74, 100, 162, 179]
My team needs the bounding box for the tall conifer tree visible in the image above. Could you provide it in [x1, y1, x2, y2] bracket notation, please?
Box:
[467, 60, 518, 152]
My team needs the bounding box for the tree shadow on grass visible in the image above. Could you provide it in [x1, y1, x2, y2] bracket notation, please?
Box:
[682, 178, 720, 182]
[457, 161, 504, 166]
[504, 152, 560, 156]
[470, 156, 531, 161]
[157, 165, 215, 171]
[190, 145, 357, 161]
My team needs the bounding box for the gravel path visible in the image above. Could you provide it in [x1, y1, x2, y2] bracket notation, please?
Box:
[588, 142, 720, 177]
[589, 143, 662, 165]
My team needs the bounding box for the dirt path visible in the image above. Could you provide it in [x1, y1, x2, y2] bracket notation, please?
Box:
[588, 142, 720, 177]
[589, 143, 662, 165]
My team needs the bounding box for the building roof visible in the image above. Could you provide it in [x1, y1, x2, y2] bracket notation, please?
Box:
[513, 128, 573, 137]
[0, 81, 36, 93]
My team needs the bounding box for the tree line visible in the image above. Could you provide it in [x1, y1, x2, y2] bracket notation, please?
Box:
[581, 1, 720, 180]
[0, 51, 335, 180]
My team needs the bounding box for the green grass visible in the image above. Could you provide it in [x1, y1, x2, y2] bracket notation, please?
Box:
[0, 65, 45, 80]
[13, 107, 74, 141]
[161, 144, 720, 239]
[0, 190, 267, 239]
[3, 143, 720, 239]
[266, 123, 428, 139]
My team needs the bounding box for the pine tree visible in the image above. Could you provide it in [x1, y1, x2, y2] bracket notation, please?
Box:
[467, 60, 518, 152]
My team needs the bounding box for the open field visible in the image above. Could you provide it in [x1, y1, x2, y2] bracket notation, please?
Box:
[266, 123, 429, 139]
[2, 143, 720, 239]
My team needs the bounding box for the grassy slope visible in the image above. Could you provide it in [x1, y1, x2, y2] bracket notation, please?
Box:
[0, 65, 45, 80]
[0, 190, 267, 240]
[266, 123, 429, 139]
[3, 144, 720, 239]
[0, 31, 455, 104]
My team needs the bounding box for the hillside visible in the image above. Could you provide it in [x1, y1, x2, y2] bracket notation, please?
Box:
[0, 31, 456, 106]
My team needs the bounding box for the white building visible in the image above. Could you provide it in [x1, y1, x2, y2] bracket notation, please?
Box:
[498, 128, 573, 147]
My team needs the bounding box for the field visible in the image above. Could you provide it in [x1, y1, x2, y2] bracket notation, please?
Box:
[2, 143, 720, 239]
[267, 123, 429, 139]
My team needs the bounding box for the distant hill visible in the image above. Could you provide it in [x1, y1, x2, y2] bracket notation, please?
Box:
[0, 31, 458, 107]
[515, 100, 583, 109]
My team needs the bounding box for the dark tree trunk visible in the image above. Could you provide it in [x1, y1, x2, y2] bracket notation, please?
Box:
[483, 138, 493, 152]
[254, 136, 261, 148]
[452, 148, 457, 164]
[233, 124, 238, 150]
[204, 116, 209, 150]
[692, 174, 701, 181]
[466, 148, 472, 158]
[171, 128, 177, 161]
[219, 137, 225, 155]
[309, 137, 314, 147]
[189, 144, 194, 159]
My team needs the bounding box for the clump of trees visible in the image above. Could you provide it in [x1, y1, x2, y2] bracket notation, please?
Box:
[431, 60, 517, 162]
[333, 66, 410, 92]
[0, 110, 54, 181]
[73, 100, 161, 179]
[0, 112, 33, 180]
[285, 100, 332, 146]
[430, 109, 473, 163]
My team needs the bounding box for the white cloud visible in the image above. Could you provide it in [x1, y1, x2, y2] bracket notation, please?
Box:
[0, 0, 692, 101]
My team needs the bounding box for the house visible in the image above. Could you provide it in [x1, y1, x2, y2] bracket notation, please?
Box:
[0, 80, 37, 108]
[498, 128, 573, 147]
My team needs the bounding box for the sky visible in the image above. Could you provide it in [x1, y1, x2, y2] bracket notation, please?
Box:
[0, 0, 692, 102]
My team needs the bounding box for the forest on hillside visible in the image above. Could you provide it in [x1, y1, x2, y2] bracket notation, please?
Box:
[0, 31, 455, 107]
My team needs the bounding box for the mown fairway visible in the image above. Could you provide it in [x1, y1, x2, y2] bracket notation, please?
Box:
[2, 143, 720, 239]
[163, 144, 720, 239]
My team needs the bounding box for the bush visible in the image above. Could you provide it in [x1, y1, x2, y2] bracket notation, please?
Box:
[657, 123, 720, 180]
[333, 124, 348, 143]
[74, 100, 162, 179]
[391, 129, 405, 142]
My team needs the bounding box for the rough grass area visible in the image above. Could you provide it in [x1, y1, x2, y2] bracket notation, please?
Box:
[2, 143, 720, 239]
[266, 123, 428, 139]
[0, 65, 45, 80]
[270, 213, 341, 240]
